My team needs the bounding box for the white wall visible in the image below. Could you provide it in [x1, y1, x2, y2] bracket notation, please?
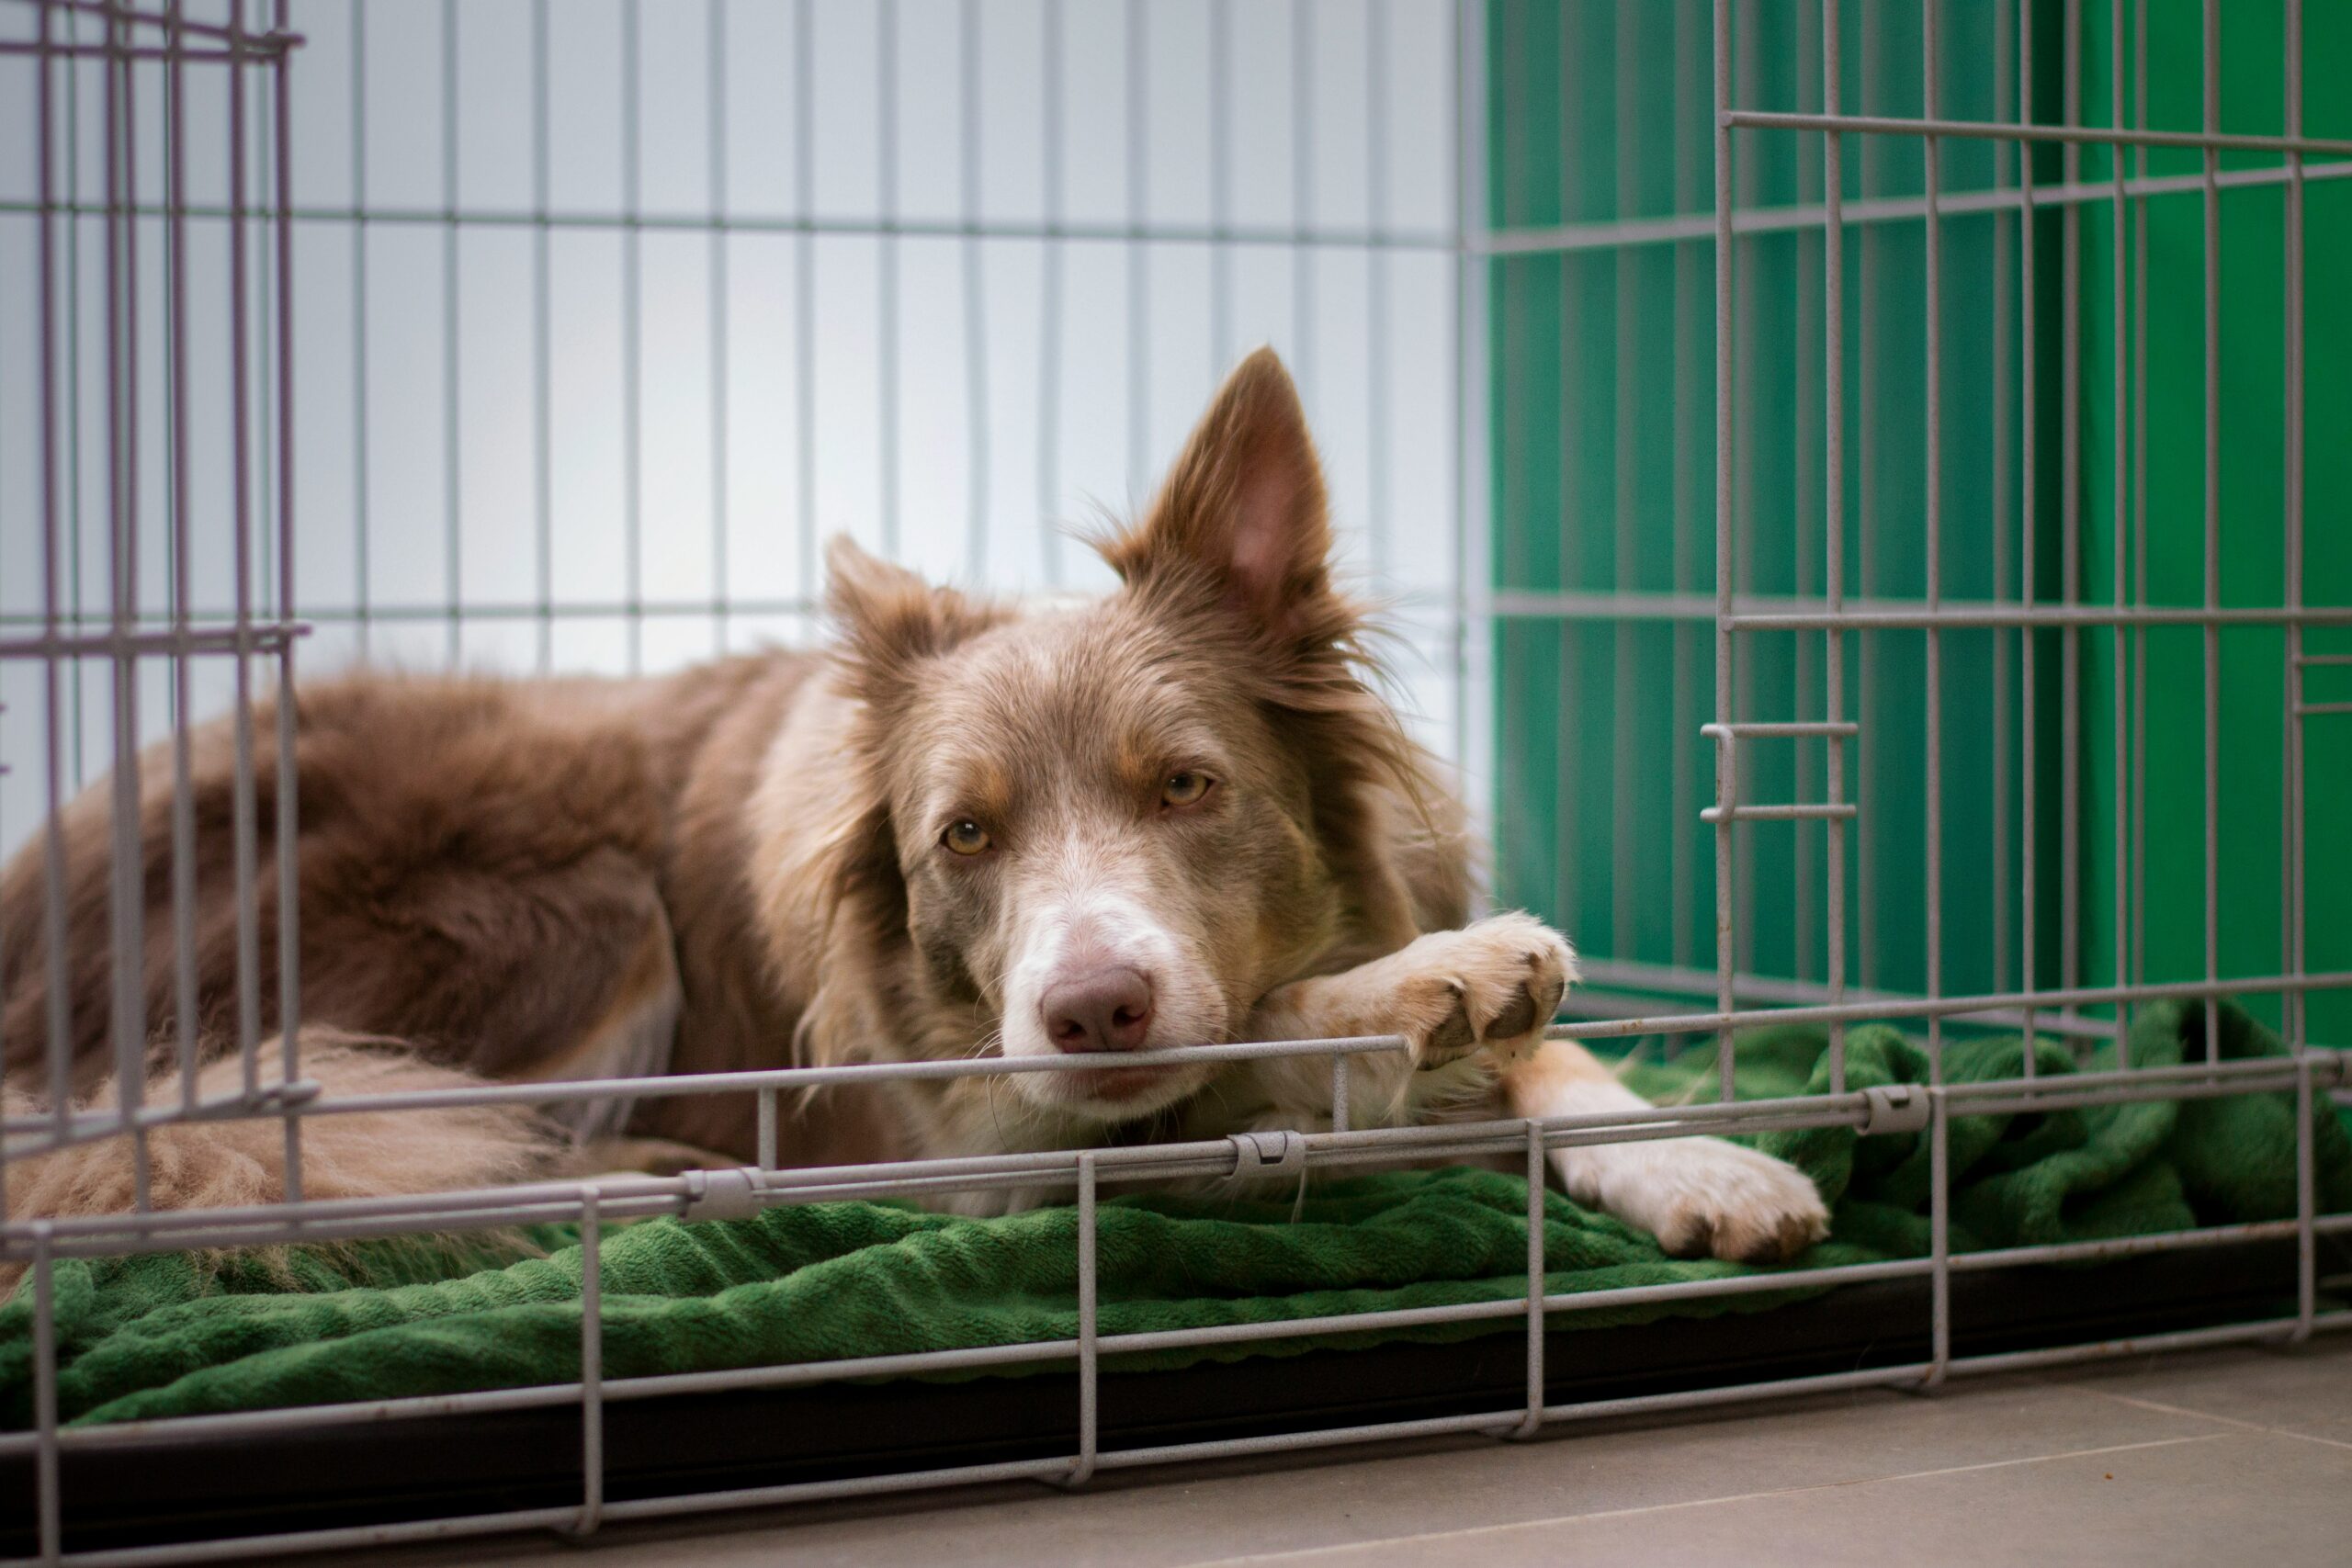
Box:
[0, 0, 1465, 856]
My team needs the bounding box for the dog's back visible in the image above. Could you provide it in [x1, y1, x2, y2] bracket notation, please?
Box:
[6, 668, 675, 1090]
[0, 653, 897, 1235]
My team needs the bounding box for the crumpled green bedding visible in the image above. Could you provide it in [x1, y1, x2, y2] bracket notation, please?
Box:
[3, 998, 2344, 1429]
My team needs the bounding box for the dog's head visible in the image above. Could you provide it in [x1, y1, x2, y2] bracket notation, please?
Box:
[775, 350, 1451, 1127]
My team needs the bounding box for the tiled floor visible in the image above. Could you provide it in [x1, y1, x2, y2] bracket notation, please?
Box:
[356, 1338, 2352, 1567]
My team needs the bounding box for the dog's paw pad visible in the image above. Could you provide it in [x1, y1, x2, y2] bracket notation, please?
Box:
[1634, 1140, 1829, 1265]
[1666, 1215, 1716, 1261]
[1481, 984, 1540, 1043]
[1415, 983, 1479, 1068]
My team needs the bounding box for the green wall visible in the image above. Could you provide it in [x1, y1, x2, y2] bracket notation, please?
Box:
[1487, 0, 2349, 1044]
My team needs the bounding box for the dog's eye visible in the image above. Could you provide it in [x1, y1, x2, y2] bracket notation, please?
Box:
[942, 819, 992, 856]
[1160, 771, 1214, 809]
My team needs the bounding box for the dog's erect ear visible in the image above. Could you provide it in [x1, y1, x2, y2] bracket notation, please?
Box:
[1099, 348, 1338, 644]
[823, 535, 1002, 707]
[1103, 351, 1429, 950]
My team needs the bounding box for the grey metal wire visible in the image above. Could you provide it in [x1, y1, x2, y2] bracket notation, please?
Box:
[1125, 0, 1148, 506]
[531, 0, 550, 672]
[1791, 0, 1818, 998]
[1518, 1118, 1545, 1436]
[31, 1223, 58, 1563]
[1476, 152, 2352, 259]
[1035, 0, 1064, 586]
[347, 0, 370, 660]
[100, 0, 150, 1208]
[2284, 0, 2305, 1078]
[2132, 0, 2148, 1020]
[1668, 0, 1702, 980]
[270, 0, 303, 1204]
[1290, 0, 1315, 400]
[2018, 0, 2040, 1068]
[1924, 0, 1944, 1088]
[621, 0, 643, 672]
[1854, 0, 1879, 999]
[1364, 0, 1390, 581]
[1711, 0, 1735, 1097]
[1724, 107, 2352, 156]
[959, 0, 987, 580]
[708, 0, 730, 653]
[1550, 0, 1583, 982]
[573, 1188, 604, 1537]
[167, 0, 198, 1115]
[1069, 1154, 1099, 1486]
[225, 0, 263, 1119]
[794, 0, 817, 604]
[2063, 0, 2083, 1016]
[2202, 0, 2222, 1066]
[1732, 0, 1759, 999]
[876, 0, 901, 560]
[1450, 0, 1489, 850]
[1608, 0, 1639, 977]
[439, 0, 459, 666]
[2112, 0, 2132, 1062]
[1823, 0, 1848, 1095]
[0, 193, 1460, 249]
[1991, 0, 2012, 1000]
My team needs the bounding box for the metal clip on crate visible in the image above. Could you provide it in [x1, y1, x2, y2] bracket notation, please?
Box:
[1861, 1084, 1931, 1136]
[679, 1168, 765, 1224]
[1227, 1130, 1309, 1180]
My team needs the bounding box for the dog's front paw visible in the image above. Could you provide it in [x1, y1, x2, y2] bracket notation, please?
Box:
[1377, 913, 1577, 1072]
[1604, 1137, 1828, 1265]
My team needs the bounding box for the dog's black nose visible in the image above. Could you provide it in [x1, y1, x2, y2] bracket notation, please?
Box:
[1042, 967, 1155, 1053]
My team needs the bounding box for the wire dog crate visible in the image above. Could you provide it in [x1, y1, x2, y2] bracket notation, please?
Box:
[1, 0, 2348, 1562]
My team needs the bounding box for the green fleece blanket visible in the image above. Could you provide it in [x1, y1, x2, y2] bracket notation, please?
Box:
[4, 999, 2345, 1429]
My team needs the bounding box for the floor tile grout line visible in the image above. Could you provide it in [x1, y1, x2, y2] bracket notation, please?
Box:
[2269, 1425, 2352, 1453]
[2056, 1382, 2279, 1435]
[1177, 1434, 2240, 1568]
[2059, 1382, 2352, 1450]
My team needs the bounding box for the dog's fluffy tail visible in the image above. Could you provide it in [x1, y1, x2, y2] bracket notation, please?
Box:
[3, 1032, 566, 1294]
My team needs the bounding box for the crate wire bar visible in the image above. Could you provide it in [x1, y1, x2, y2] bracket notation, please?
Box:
[0, 0, 2346, 1562]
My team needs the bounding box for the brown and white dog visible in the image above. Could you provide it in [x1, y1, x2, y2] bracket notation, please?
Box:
[0, 350, 1826, 1268]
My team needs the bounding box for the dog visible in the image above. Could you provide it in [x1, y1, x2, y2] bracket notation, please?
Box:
[0, 349, 1826, 1270]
